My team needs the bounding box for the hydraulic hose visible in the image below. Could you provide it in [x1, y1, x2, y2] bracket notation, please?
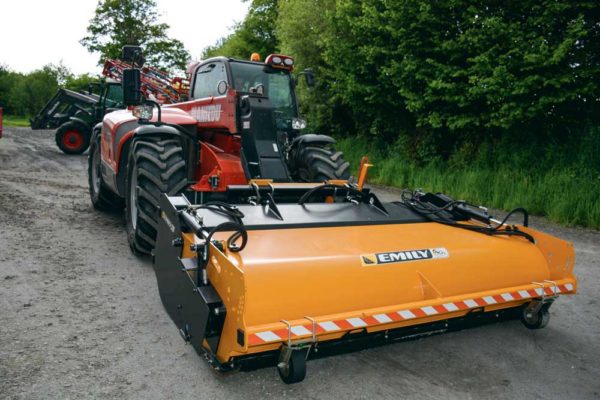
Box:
[400, 190, 535, 243]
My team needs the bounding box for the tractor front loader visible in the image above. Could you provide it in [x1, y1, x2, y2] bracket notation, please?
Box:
[31, 82, 123, 154]
[32, 57, 188, 155]
[88, 47, 577, 383]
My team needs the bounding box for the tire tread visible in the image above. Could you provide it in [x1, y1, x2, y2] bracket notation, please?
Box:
[290, 143, 351, 182]
[126, 138, 187, 255]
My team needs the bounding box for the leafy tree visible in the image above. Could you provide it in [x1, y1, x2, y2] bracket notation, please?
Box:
[326, 0, 600, 142]
[8, 66, 60, 116]
[80, 0, 190, 70]
[276, 0, 354, 135]
[42, 62, 72, 86]
[0, 64, 15, 112]
[203, 0, 278, 59]
[65, 74, 100, 93]
[0, 63, 97, 116]
[203, 0, 600, 161]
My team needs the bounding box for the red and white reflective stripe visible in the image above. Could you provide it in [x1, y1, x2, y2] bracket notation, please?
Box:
[247, 283, 574, 346]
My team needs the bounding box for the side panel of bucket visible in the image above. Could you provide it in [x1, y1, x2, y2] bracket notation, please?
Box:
[202, 242, 248, 362]
[154, 196, 228, 356]
[521, 226, 577, 288]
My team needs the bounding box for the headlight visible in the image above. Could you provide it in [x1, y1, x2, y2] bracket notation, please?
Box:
[133, 104, 153, 120]
[283, 58, 294, 67]
[292, 118, 307, 130]
[272, 56, 282, 65]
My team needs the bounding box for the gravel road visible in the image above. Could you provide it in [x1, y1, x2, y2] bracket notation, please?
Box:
[1, 127, 599, 399]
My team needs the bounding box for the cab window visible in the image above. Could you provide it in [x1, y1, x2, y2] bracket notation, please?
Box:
[230, 61, 296, 120]
[105, 83, 123, 107]
[193, 62, 227, 99]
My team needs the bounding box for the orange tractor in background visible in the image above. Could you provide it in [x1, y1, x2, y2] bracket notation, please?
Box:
[88, 46, 577, 383]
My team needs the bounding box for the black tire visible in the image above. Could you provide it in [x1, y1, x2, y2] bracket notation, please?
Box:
[521, 303, 550, 330]
[290, 144, 350, 182]
[55, 122, 90, 154]
[126, 138, 187, 255]
[88, 135, 124, 211]
[278, 349, 307, 384]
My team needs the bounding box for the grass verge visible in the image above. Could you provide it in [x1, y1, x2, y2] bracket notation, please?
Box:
[2, 114, 30, 127]
[337, 136, 600, 230]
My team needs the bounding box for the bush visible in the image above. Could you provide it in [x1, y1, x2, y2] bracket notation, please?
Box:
[0, 63, 99, 118]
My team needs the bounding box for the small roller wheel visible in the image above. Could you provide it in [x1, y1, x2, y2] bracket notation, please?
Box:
[278, 349, 307, 384]
[521, 303, 550, 330]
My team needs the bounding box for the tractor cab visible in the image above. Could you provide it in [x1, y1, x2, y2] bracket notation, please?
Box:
[100, 80, 124, 112]
[90, 79, 123, 120]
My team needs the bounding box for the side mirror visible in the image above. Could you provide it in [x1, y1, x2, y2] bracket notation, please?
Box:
[304, 69, 315, 87]
[122, 45, 145, 67]
[123, 69, 142, 106]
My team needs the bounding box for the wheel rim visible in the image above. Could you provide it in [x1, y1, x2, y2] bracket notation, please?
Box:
[524, 311, 539, 325]
[279, 363, 290, 378]
[130, 168, 138, 230]
[278, 349, 306, 384]
[91, 144, 101, 195]
[62, 130, 84, 151]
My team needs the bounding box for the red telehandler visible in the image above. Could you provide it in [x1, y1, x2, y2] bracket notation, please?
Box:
[88, 46, 576, 384]
[88, 46, 351, 254]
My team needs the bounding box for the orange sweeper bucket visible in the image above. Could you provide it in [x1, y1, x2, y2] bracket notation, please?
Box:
[153, 185, 576, 383]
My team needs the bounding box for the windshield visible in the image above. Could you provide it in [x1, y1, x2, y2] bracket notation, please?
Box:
[229, 62, 297, 127]
[105, 83, 123, 108]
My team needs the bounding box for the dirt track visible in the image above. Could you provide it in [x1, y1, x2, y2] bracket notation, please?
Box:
[0, 127, 599, 399]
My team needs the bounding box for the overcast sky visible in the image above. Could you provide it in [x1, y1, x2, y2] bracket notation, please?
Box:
[0, 0, 249, 75]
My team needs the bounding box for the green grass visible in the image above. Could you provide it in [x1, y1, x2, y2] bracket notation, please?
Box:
[2, 114, 30, 127]
[337, 136, 600, 230]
